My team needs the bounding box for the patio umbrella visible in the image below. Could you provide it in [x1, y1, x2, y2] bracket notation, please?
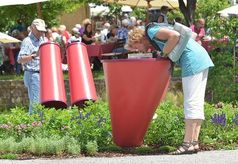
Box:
[218, 5, 238, 16]
[103, 0, 184, 9]
[0, 0, 49, 6]
[0, 32, 21, 44]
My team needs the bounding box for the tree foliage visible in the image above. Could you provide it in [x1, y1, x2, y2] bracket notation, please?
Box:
[0, 0, 84, 32]
[195, 0, 238, 104]
[196, 0, 229, 21]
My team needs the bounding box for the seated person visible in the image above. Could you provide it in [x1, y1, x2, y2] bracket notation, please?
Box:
[68, 27, 81, 43]
[158, 6, 170, 24]
[100, 22, 110, 43]
[112, 19, 129, 54]
[107, 25, 118, 43]
[82, 23, 95, 45]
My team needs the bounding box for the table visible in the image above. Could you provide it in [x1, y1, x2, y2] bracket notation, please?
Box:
[86, 43, 115, 57]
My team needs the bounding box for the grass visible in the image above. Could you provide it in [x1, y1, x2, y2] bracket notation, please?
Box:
[0, 74, 24, 80]
[0, 70, 105, 81]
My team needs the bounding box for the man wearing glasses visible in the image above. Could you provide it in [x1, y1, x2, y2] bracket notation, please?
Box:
[18, 18, 47, 114]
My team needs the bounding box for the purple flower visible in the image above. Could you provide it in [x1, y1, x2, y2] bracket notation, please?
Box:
[85, 112, 91, 119]
[79, 112, 84, 120]
[211, 113, 226, 126]
[233, 114, 238, 126]
[97, 116, 106, 126]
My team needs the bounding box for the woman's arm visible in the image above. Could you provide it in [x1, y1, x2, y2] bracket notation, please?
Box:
[155, 28, 180, 56]
[82, 34, 94, 42]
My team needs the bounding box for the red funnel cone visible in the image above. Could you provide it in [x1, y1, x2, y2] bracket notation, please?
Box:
[102, 58, 171, 147]
[39, 42, 67, 109]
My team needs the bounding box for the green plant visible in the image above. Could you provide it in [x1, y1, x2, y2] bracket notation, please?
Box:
[199, 103, 238, 149]
[145, 102, 184, 147]
[0, 100, 237, 156]
[85, 141, 98, 156]
[18, 137, 34, 153]
[0, 153, 18, 159]
[64, 136, 81, 155]
[158, 145, 176, 153]
[67, 144, 81, 155]
[134, 146, 156, 155]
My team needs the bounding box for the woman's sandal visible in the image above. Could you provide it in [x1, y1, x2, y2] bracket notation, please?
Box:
[192, 141, 200, 153]
[169, 141, 197, 155]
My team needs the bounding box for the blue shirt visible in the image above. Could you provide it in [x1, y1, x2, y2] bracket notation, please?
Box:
[147, 25, 214, 77]
[18, 33, 44, 72]
[117, 27, 129, 40]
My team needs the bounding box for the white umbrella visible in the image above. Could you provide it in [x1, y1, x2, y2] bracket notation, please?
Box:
[103, 0, 185, 9]
[90, 5, 110, 16]
[121, 5, 133, 12]
[0, 32, 21, 44]
[0, 0, 49, 6]
[218, 5, 238, 16]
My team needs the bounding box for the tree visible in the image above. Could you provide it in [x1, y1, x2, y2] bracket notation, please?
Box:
[178, 0, 197, 26]
[0, 0, 84, 32]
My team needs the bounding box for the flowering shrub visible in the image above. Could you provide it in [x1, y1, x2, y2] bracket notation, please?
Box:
[0, 100, 237, 157]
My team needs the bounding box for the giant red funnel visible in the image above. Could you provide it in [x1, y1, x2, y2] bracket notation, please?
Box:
[39, 42, 67, 109]
[103, 58, 171, 147]
[66, 42, 97, 107]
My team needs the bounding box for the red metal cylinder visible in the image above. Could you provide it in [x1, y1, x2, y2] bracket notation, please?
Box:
[66, 42, 97, 107]
[39, 42, 67, 109]
[103, 58, 171, 147]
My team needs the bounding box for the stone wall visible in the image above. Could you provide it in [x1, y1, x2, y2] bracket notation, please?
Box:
[0, 79, 107, 109]
[0, 78, 181, 109]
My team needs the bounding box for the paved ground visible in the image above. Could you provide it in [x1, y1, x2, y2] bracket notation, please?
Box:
[1, 149, 238, 164]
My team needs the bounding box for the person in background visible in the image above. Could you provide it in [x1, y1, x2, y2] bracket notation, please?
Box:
[17, 18, 47, 114]
[107, 25, 118, 43]
[128, 16, 137, 30]
[46, 28, 54, 42]
[112, 19, 129, 54]
[51, 26, 59, 41]
[79, 18, 91, 36]
[100, 22, 110, 43]
[190, 18, 206, 44]
[59, 25, 71, 43]
[68, 27, 82, 44]
[82, 23, 95, 45]
[75, 24, 82, 35]
[126, 25, 214, 155]
[10, 19, 27, 34]
[158, 6, 170, 24]
[55, 26, 67, 63]
[12, 30, 26, 75]
[136, 19, 145, 29]
[117, 19, 129, 41]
